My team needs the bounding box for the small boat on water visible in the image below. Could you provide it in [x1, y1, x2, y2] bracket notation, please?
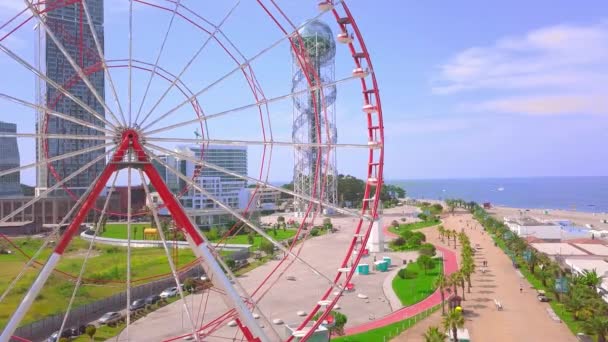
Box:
[497, 187, 505, 191]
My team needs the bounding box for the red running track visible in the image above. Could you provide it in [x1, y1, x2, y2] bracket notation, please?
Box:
[343, 225, 458, 336]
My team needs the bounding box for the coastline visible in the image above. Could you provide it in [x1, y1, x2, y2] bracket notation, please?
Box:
[410, 198, 608, 231]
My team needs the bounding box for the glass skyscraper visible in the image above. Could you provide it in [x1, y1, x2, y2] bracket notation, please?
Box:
[0, 121, 22, 197]
[36, 0, 106, 197]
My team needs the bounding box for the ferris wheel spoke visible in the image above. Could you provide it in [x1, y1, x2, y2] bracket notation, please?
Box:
[128, 0, 134, 126]
[142, 74, 355, 136]
[125, 166, 133, 340]
[81, 0, 127, 127]
[133, 0, 182, 125]
[22, 0, 122, 128]
[147, 151, 344, 294]
[139, 170, 201, 342]
[0, 148, 113, 224]
[137, 0, 242, 129]
[0, 132, 112, 140]
[57, 171, 120, 337]
[139, 0, 341, 132]
[0, 92, 114, 135]
[147, 143, 371, 221]
[145, 136, 368, 149]
[0, 42, 115, 130]
[0, 165, 111, 304]
[0, 142, 111, 179]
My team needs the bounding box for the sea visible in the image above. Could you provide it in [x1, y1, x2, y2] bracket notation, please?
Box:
[388, 177, 608, 213]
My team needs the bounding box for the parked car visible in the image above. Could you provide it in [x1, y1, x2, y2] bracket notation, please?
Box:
[46, 329, 72, 342]
[537, 290, 550, 302]
[145, 294, 161, 305]
[160, 287, 178, 298]
[129, 298, 146, 311]
[98, 311, 123, 325]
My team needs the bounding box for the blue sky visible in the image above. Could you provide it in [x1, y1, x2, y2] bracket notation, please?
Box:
[0, 0, 607, 185]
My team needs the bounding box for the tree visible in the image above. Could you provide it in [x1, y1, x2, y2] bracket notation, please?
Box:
[417, 255, 435, 275]
[260, 239, 274, 256]
[391, 220, 399, 228]
[437, 226, 445, 242]
[423, 326, 445, 342]
[392, 237, 406, 247]
[184, 277, 196, 293]
[442, 310, 464, 342]
[582, 316, 608, 342]
[461, 260, 475, 293]
[133, 226, 139, 240]
[434, 274, 449, 316]
[85, 325, 96, 341]
[277, 216, 285, 227]
[247, 232, 255, 245]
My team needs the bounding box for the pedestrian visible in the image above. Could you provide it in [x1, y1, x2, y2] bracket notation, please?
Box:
[520, 283, 523, 293]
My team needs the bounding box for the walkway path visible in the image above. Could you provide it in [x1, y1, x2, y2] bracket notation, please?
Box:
[343, 225, 458, 335]
[394, 209, 577, 342]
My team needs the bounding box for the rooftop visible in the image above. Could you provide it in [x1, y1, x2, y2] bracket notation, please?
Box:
[565, 258, 608, 277]
[531, 243, 589, 256]
[574, 243, 608, 256]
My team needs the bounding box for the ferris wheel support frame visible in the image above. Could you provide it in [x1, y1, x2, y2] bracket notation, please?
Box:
[0, 130, 266, 342]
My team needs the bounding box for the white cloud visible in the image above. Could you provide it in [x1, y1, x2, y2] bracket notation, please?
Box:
[433, 21, 608, 116]
[467, 93, 608, 116]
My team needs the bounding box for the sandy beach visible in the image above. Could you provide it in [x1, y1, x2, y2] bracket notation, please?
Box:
[488, 205, 608, 231]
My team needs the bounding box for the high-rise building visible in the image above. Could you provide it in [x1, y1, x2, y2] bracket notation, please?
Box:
[0, 121, 22, 197]
[152, 145, 249, 228]
[36, 0, 106, 197]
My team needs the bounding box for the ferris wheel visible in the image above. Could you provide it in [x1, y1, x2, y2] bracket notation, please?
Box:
[0, 1, 383, 341]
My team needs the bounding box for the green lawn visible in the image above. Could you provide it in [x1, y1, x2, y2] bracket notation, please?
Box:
[388, 220, 440, 236]
[99, 223, 297, 248]
[331, 304, 440, 341]
[99, 223, 153, 240]
[392, 258, 443, 306]
[210, 229, 297, 248]
[0, 237, 196, 327]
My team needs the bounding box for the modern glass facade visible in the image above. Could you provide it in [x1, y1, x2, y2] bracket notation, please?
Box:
[0, 121, 22, 197]
[36, 0, 106, 197]
[153, 145, 248, 228]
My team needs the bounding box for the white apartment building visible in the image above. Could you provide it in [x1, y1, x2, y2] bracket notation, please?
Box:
[151, 145, 249, 228]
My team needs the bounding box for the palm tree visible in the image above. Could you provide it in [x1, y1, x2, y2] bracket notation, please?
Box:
[438, 226, 445, 242]
[461, 260, 475, 293]
[449, 272, 460, 297]
[580, 269, 603, 288]
[434, 274, 449, 315]
[442, 310, 465, 342]
[455, 271, 466, 300]
[423, 326, 445, 342]
[582, 316, 608, 342]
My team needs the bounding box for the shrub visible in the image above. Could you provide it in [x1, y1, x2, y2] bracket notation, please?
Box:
[392, 237, 406, 246]
[407, 235, 423, 248]
[401, 218, 406, 222]
[419, 243, 436, 257]
[391, 220, 399, 228]
[207, 227, 220, 240]
[400, 230, 413, 240]
[247, 232, 255, 245]
[310, 228, 320, 237]
[225, 259, 236, 270]
[417, 213, 428, 221]
[398, 268, 418, 279]
[313, 310, 348, 336]
[412, 231, 426, 242]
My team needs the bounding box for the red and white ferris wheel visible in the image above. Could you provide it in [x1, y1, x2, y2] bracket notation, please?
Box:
[0, 1, 384, 341]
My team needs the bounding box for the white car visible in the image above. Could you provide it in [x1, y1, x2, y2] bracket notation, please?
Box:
[160, 287, 178, 298]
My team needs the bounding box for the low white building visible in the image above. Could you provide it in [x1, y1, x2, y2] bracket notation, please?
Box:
[504, 217, 592, 241]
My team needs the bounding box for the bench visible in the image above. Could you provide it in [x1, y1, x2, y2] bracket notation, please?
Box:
[494, 299, 503, 310]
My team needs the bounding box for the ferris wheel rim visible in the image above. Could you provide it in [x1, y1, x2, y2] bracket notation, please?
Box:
[0, 0, 384, 341]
